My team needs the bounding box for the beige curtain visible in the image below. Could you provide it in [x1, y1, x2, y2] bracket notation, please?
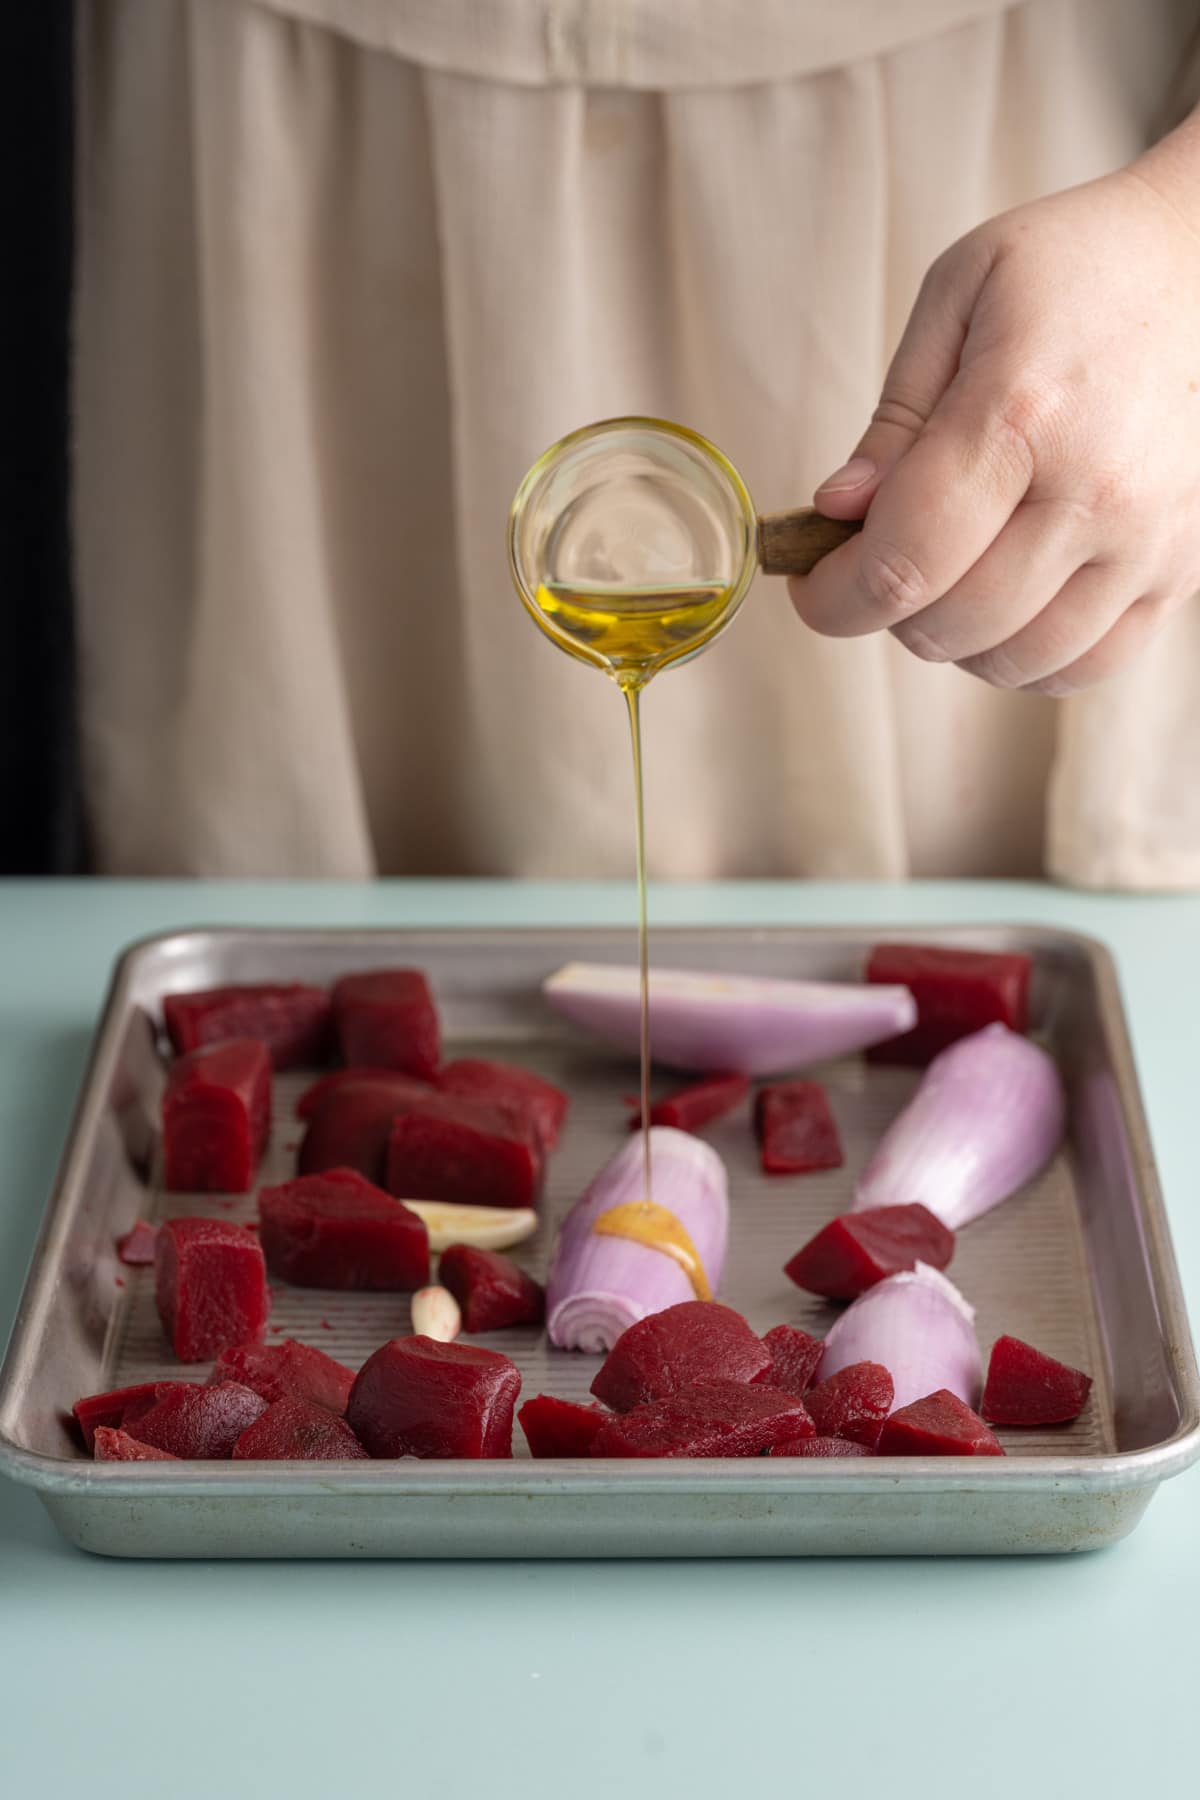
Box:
[74, 0, 1200, 884]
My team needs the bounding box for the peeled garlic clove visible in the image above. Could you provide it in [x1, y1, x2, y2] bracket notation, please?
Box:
[411, 1285, 462, 1343]
[399, 1201, 539, 1253]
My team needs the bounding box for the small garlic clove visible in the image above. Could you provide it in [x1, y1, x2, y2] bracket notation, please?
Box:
[411, 1285, 462, 1343]
[399, 1201, 539, 1253]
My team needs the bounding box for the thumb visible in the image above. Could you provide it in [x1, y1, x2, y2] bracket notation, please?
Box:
[812, 236, 994, 519]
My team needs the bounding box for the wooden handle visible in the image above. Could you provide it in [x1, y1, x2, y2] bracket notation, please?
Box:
[757, 508, 862, 577]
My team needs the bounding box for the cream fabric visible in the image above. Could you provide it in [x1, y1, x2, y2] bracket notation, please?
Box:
[74, 0, 1200, 884]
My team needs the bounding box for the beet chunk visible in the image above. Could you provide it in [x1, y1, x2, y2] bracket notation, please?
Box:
[385, 1094, 543, 1211]
[209, 1338, 356, 1414]
[331, 969, 441, 1078]
[439, 1244, 545, 1333]
[804, 1361, 894, 1447]
[771, 1434, 875, 1458]
[981, 1334, 1093, 1425]
[878, 1389, 1005, 1456]
[232, 1397, 369, 1460]
[437, 1058, 569, 1150]
[591, 1379, 813, 1458]
[298, 1073, 435, 1182]
[754, 1324, 825, 1397]
[785, 1204, 955, 1300]
[629, 1073, 750, 1134]
[155, 1216, 270, 1361]
[755, 1081, 844, 1174]
[163, 983, 332, 1070]
[258, 1169, 429, 1290]
[93, 1427, 180, 1462]
[73, 1381, 167, 1451]
[347, 1336, 521, 1458]
[128, 1381, 269, 1458]
[518, 1395, 610, 1457]
[116, 1219, 158, 1266]
[866, 944, 1032, 1066]
[591, 1301, 771, 1413]
[162, 1038, 271, 1193]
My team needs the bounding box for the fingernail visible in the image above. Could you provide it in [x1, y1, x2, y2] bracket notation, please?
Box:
[815, 456, 875, 495]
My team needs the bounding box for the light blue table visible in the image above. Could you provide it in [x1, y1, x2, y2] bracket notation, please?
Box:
[1, 880, 1195, 1796]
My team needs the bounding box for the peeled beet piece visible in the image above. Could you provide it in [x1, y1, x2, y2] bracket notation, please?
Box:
[866, 943, 1032, 1066]
[754, 1324, 825, 1397]
[258, 1168, 429, 1290]
[629, 1073, 750, 1134]
[347, 1335, 521, 1458]
[438, 1058, 568, 1151]
[804, 1361, 894, 1447]
[73, 1381, 167, 1451]
[332, 969, 441, 1078]
[771, 1434, 875, 1458]
[386, 1094, 543, 1212]
[591, 1378, 813, 1458]
[128, 1381, 269, 1458]
[591, 1301, 771, 1413]
[155, 1215, 270, 1361]
[164, 983, 332, 1069]
[116, 1219, 158, 1266]
[232, 1397, 369, 1460]
[162, 1038, 271, 1193]
[981, 1334, 1093, 1425]
[439, 1244, 545, 1333]
[878, 1388, 1005, 1456]
[298, 1072, 435, 1182]
[210, 1337, 356, 1414]
[93, 1427, 180, 1462]
[518, 1395, 610, 1457]
[756, 1081, 844, 1175]
[785, 1204, 954, 1300]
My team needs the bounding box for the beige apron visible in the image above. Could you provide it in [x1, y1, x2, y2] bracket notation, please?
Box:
[74, 0, 1200, 884]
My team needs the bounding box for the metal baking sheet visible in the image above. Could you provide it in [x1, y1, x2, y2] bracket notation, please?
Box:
[1, 924, 1197, 1557]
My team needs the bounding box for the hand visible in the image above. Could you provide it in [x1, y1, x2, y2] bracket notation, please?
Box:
[789, 112, 1200, 695]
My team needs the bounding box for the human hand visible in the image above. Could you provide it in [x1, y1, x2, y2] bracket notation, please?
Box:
[789, 113, 1200, 695]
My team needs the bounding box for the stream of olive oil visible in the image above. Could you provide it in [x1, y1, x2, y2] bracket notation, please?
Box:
[532, 577, 735, 1206]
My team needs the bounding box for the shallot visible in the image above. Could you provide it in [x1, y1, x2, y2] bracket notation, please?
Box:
[819, 1263, 982, 1413]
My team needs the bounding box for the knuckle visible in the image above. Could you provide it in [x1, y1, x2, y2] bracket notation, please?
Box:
[872, 392, 929, 435]
[855, 537, 930, 623]
[891, 618, 953, 663]
[958, 643, 1028, 689]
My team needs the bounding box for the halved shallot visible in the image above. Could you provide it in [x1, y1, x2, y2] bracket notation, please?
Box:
[818, 1263, 982, 1413]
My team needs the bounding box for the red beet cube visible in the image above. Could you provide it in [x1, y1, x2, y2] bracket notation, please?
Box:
[754, 1323, 825, 1397]
[629, 1073, 750, 1134]
[258, 1168, 429, 1290]
[93, 1427, 180, 1462]
[785, 1204, 955, 1300]
[866, 943, 1032, 1066]
[298, 1072, 435, 1182]
[163, 983, 332, 1070]
[347, 1336, 521, 1458]
[804, 1361, 894, 1447]
[331, 969, 441, 1078]
[162, 1038, 271, 1193]
[591, 1301, 771, 1413]
[755, 1081, 844, 1175]
[437, 1058, 569, 1150]
[209, 1338, 356, 1414]
[878, 1389, 1004, 1456]
[591, 1378, 814, 1458]
[126, 1381, 269, 1458]
[73, 1381, 166, 1451]
[439, 1244, 545, 1333]
[155, 1216, 270, 1361]
[232, 1397, 369, 1460]
[116, 1219, 158, 1266]
[385, 1094, 543, 1211]
[981, 1334, 1093, 1426]
[518, 1395, 610, 1457]
[771, 1434, 875, 1458]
